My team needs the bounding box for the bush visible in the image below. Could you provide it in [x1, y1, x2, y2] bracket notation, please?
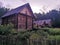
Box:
[0, 24, 14, 35]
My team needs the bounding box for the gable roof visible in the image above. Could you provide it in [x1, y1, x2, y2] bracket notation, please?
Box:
[2, 3, 34, 18]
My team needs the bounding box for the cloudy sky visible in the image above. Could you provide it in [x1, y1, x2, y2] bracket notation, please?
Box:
[0, 0, 60, 13]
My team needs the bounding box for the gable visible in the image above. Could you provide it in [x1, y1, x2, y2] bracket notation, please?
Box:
[20, 6, 33, 16]
[2, 3, 34, 18]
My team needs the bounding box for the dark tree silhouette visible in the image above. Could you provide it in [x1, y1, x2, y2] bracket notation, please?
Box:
[0, 7, 9, 17]
[34, 9, 60, 27]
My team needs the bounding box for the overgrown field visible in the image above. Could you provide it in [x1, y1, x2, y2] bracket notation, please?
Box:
[0, 24, 60, 45]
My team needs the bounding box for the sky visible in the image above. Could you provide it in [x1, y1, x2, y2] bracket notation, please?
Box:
[0, 0, 60, 13]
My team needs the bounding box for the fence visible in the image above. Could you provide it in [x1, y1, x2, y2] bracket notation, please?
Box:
[0, 35, 60, 45]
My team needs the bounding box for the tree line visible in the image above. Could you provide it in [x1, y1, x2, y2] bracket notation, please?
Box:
[34, 9, 60, 27]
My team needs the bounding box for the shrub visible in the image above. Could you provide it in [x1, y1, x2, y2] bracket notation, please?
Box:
[0, 24, 14, 35]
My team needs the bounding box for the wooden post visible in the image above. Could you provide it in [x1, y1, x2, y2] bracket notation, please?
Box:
[41, 39, 43, 45]
[26, 15, 27, 29]
[51, 39, 52, 45]
[44, 38, 46, 45]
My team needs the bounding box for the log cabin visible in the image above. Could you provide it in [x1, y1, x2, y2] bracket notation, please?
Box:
[1, 3, 34, 30]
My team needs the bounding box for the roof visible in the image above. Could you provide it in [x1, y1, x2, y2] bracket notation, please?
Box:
[2, 3, 34, 18]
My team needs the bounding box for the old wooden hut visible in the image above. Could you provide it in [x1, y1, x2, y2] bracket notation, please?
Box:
[2, 3, 34, 30]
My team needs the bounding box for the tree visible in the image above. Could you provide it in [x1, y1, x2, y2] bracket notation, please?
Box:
[0, 7, 9, 17]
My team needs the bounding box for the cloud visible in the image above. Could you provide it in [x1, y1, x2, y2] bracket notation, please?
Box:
[19, 0, 28, 3]
[0, 1, 3, 7]
[6, 4, 12, 8]
[0, 0, 60, 13]
[55, 4, 60, 10]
